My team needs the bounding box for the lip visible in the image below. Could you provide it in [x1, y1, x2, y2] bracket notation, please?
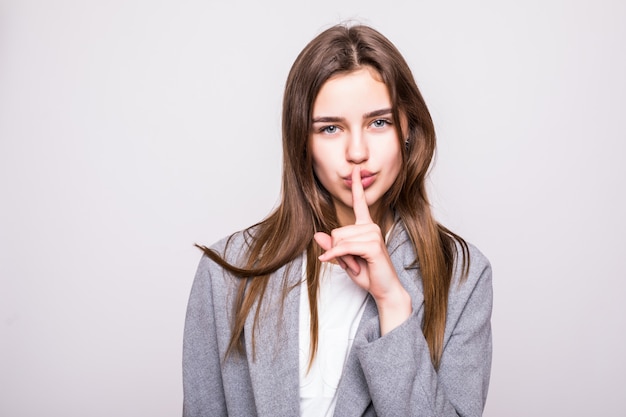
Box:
[343, 170, 376, 189]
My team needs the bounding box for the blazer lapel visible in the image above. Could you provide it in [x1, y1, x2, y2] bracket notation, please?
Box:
[244, 257, 303, 417]
[332, 295, 379, 416]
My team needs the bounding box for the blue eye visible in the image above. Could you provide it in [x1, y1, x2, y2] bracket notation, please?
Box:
[322, 125, 338, 134]
[372, 119, 391, 128]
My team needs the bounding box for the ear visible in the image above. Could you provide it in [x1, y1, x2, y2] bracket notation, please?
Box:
[397, 110, 411, 149]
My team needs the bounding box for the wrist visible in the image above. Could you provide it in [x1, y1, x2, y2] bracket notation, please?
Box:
[375, 286, 412, 335]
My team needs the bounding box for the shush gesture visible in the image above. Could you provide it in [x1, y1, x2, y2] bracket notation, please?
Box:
[185, 26, 493, 416]
[314, 166, 412, 334]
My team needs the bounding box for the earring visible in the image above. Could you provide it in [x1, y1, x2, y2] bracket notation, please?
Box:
[404, 138, 410, 150]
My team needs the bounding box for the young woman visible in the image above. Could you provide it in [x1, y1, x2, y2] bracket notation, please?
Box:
[183, 24, 492, 417]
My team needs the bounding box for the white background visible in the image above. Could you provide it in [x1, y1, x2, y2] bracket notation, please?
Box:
[1, 0, 625, 416]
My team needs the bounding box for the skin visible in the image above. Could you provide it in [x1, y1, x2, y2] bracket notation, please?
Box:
[310, 67, 412, 335]
[309, 67, 401, 226]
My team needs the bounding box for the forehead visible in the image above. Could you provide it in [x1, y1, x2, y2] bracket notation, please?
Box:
[312, 67, 391, 116]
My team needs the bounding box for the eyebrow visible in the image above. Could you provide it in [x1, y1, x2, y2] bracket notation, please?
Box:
[311, 107, 393, 123]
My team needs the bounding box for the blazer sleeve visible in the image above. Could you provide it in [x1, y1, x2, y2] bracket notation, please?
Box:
[355, 247, 493, 417]
[182, 254, 228, 417]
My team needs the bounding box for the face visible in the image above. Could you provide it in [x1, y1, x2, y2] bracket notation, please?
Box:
[309, 67, 402, 226]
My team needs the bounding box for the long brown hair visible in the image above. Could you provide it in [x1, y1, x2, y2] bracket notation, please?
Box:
[198, 24, 469, 369]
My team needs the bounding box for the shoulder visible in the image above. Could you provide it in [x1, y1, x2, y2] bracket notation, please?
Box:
[190, 228, 255, 289]
[449, 242, 493, 311]
[455, 240, 492, 285]
[203, 225, 261, 266]
[191, 227, 260, 298]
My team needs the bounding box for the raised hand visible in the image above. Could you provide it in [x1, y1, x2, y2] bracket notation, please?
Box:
[313, 166, 412, 334]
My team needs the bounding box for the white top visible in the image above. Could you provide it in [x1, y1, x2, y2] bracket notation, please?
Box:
[299, 260, 369, 417]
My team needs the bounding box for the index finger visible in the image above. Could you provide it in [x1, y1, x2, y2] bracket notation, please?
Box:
[352, 166, 373, 224]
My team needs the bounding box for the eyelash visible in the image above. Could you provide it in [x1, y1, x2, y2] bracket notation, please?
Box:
[371, 118, 392, 128]
[320, 125, 339, 134]
[317, 119, 393, 134]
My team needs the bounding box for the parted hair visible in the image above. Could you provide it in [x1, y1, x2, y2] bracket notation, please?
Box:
[198, 23, 469, 369]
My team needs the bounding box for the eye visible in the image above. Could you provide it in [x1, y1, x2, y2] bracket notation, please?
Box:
[371, 119, 392, 128]
[321, 125, 338, 134]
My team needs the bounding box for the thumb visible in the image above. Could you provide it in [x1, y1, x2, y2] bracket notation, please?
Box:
[313, 232, 332, 251]
[314, 231, 361, 275]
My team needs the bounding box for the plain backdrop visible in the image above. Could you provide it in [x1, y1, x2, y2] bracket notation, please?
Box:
[1, 0, 625, 416]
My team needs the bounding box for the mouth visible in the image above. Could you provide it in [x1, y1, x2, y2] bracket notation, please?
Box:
[343, 170, 376, 189]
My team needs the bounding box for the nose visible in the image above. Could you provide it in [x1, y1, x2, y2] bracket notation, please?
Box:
[346, 131, 368, 164]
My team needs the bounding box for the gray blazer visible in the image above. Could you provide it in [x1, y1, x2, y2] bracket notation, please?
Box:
[183, 224, 492, 416]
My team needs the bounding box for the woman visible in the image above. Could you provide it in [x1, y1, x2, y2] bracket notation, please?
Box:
[183, 24, 492, 417]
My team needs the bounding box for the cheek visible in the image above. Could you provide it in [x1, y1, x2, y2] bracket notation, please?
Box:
[310, 143, 335, 178]
[381, 140, 402, 169]
[310, 151, 322, 174]
[311, 161, 321, 180]
[310, 155, 329, 187]
[393, 150, 403, 174]
[312, 162, 333, 189]
[309, 141, 320, 175]
[385, 145, 403, 185]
